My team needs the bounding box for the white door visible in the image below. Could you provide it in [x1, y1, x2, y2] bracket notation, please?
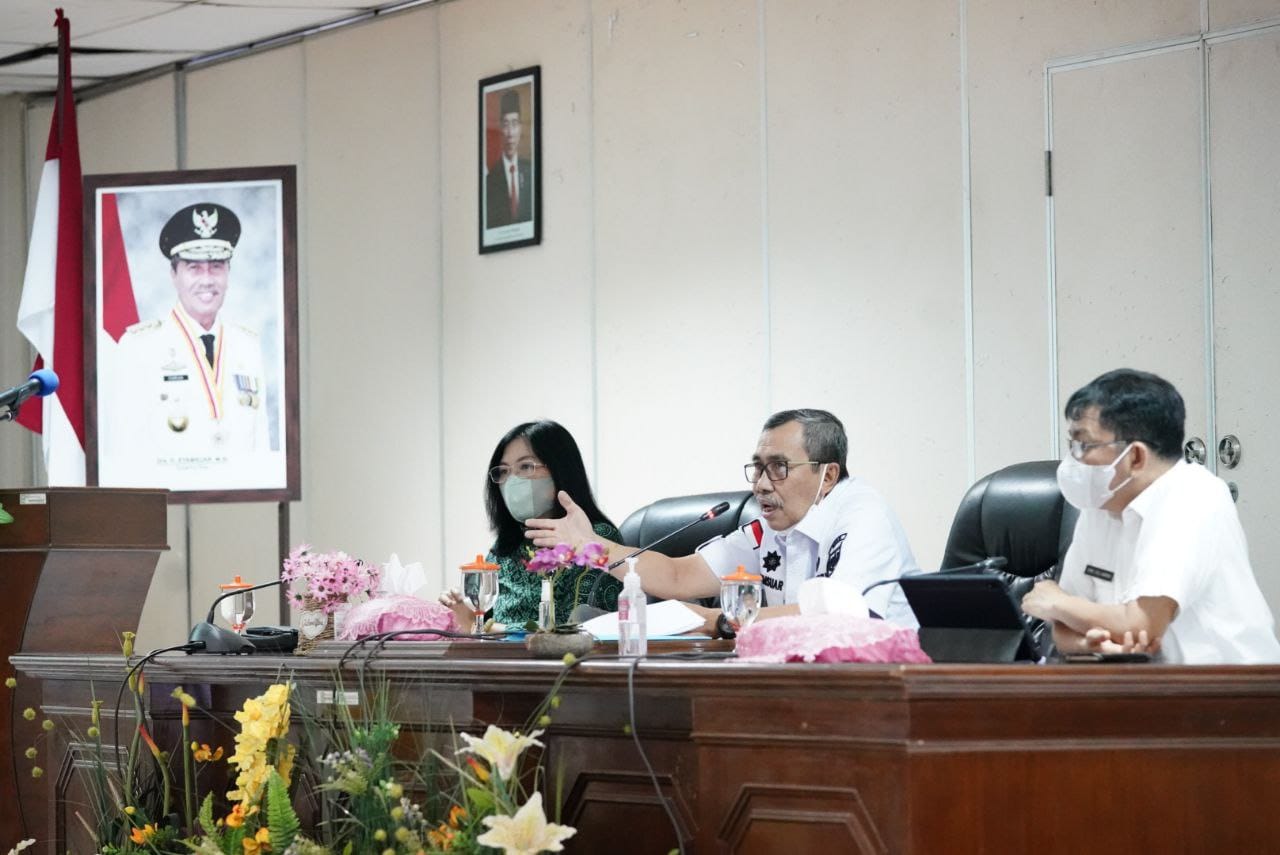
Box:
[1207, 27, 1280, 609]
[1048, 45, 1209, 450]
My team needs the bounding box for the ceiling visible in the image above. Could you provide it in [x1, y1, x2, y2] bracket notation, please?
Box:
[0, 0, 421, 97]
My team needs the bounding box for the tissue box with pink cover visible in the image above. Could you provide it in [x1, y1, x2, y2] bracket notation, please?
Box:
[734, 613, 932, 664]
[338, 595, 458, 641]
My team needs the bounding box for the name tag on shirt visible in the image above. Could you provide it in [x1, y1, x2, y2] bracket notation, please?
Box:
[1084, 564, 1114, 582]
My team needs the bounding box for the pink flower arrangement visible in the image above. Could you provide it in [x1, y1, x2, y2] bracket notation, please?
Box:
[281, 544, 381, 615]
[526, 542, 607, 576]
[524, 542, 611, 628]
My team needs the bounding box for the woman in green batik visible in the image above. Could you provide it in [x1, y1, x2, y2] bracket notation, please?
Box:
[441, 420, 622, 630]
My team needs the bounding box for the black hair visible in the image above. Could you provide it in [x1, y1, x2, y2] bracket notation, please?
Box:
[761, 408, 850, 481]
[1064, 368, 1185, 461]
[485, 420, 615, 557]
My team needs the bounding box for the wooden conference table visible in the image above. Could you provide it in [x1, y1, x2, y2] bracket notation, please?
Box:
[13, 641, 1280, 853]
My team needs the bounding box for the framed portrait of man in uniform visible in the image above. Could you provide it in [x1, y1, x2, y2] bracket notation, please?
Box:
[83, 166, 300, 503]
[479, 65, 541, 254]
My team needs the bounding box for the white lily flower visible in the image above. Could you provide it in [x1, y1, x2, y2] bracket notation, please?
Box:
[476, 792, 576, 855]
[458, 725, 544, 780]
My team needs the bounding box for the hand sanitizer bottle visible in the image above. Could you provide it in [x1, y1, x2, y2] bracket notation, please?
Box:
[618, 556, 647, 657]
[538, 577, 554, 631]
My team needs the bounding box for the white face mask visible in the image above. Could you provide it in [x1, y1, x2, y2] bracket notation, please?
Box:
[766, 463, 830, 534]
[501, 474, 557, 523]
[1056, 444, 1134, 510]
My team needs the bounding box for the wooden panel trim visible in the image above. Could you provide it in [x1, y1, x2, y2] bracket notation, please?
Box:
[562, 770, 695, 843]
[718, 783, 887, 855]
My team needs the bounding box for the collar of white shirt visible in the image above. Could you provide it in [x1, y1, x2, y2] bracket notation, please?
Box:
[1123, 459, 1187, 522]
[788, 477, 851, 545]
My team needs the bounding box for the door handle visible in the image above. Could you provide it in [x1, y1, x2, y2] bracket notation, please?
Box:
[1218, 435, 1242, 470]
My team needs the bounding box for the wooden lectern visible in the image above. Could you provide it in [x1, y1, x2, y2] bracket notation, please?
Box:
[0, 487, 167, 846]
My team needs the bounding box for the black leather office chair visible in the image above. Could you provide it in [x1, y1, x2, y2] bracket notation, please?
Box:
[940, 460, 1078, 652]
[618, 490, 754, 555]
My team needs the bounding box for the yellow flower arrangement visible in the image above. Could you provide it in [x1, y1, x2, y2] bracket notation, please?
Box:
[71, 668, 577, 855]
[228, 683, 293, 804]
[241, 827, 272, 854]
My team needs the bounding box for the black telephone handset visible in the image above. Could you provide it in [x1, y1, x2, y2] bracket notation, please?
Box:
[243, 626, 299, 653]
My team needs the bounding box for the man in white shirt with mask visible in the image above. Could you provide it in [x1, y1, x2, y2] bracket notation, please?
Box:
[1022, 368, 1280, 664]
[525, 409, 921, 631]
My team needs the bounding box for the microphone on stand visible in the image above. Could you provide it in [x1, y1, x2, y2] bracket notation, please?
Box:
[0, 369, 58, 421]
[188, 579, 284, 654]
[570, 501, 733, 623]
[860, 556, 1009, 598]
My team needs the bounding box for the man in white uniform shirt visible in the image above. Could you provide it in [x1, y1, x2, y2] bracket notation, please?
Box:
[1022, 369, 1280, 664]
[526, 409, 921, 631]
[110, 203, 269, 484]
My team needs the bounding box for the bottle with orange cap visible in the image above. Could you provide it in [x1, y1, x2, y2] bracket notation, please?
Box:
[460, 554, 500, 635]
[720, 565, 763, 634]
[218, 574, 255, 633]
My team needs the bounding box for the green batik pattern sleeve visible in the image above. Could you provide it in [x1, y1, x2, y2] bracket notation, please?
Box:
[490, 546, 541, 627]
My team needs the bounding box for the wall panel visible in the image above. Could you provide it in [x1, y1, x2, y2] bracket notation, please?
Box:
[1209, 0, 1280, 28]
[592, 0, 765, 520]
[0, 96, 33, 489]
[78, 74, 176, 175]
[765, 0, 965, 568]
[303, 9, 442, 581]
[438, 0, 597, 572]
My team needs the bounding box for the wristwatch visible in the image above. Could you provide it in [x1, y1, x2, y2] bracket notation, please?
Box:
[714, 613, 737, 640]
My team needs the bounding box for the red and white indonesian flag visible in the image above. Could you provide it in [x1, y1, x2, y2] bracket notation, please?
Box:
[15, 10, 85, 485]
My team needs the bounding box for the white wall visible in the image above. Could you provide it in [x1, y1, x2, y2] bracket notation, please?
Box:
[3, 0, 1280, 650]
[0, 96, 32, 489]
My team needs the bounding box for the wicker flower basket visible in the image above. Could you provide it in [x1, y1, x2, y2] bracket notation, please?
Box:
[295, 596, 336, 654]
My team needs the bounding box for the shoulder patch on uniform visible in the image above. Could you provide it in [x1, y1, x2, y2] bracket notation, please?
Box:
[825, 532, 847, 577]
[741, 519, 764, 549]
[123, 318, 162, 336]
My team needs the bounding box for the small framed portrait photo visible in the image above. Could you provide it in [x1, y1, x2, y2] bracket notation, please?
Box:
[83, 165, 301, 503]
[478, 65, 541, 254]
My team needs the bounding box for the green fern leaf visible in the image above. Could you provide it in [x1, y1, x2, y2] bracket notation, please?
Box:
[266, 769, 300, 851]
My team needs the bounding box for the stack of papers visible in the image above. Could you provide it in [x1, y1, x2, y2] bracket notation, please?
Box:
[581, 600, 707, 641]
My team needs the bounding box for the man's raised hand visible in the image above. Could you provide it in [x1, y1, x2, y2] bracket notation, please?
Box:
[524, 491, 595, 549]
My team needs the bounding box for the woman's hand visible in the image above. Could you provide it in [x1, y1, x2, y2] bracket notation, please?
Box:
[525, 491, 597, 548]
[438, 588, 477, 634]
